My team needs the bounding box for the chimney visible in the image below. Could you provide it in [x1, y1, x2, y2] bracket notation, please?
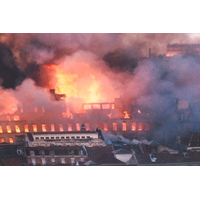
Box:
[149, 48, 151, 58]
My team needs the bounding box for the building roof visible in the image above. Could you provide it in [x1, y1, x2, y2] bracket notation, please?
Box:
[0, 157, 28, 166]
[86, 145, 125, 165]
[25, 146, 87, 156]
[27, 132, 34, 141]
[94, 154, 124, 165]
[29, 131, 97, 135]
[167, 44, 200, 48]
[113, 148, 132, 154]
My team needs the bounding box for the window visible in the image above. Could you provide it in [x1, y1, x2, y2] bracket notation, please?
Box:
[61, 137, 64, 139]
[51, 137, 54, 139]
[102, 104, 110, 109]
[92, 104, 101, 109]
[122, 123, 127, 131]
[144, 123, 150, 131]
[87, 136, 90, 139]
[59, 124, 64, 132]
[81, 136, 85, 139]
[56, 137, 59, 139]
[30, 150, 35, 156]
[24, 124, 29, 132]
[41, 124, 47, 132]
[9, 138, 14, 143]
[15, 125, 21, 133]
[0, 137, 5, 143]
[80, 157, 85, 162]
[68, 124, 72, 131]
[138, 122, 143, 131]
[79, 150, 84, 155]
[50, 150, 55, 156]
[31, 158, 36, 165]
[0, 125, 3, 133]
[39, 150, 45, 155]
[76, 123, 80, 131]
[71, 136, 75, 139]
[103, 123, 108, 131]
[46, 137, 49, 139]
[61, 158, 65, 164]
[6, 125, 12, 133]
[70, 158, 75, 164]
[66, 137, 70, 139]
[113, 123, 117, 131]
[35, 137, 39, 139]
[51, 124, 55, 132]
[41, 158, 46, 165]
[131, 122, 136, 131]
[85, 123, 90, 131]
[41, 137, 44, 139]
[84, 104, 92, 110]
[51, 158, 55, 163]
[76, 136, 80, 139]
[32, 124, 37, 132]
[13, 115, 20, 121]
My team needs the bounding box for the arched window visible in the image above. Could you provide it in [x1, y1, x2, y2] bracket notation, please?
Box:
[39, 150, 45, 156]
[30, 150, 35, 156]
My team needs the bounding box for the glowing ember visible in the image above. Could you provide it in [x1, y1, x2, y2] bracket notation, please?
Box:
[138, 110, 141, 114]
[124, 111, 130, 118]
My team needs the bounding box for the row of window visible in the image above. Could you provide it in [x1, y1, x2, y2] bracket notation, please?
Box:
[0, 137, 14, 143]
[0, 122, 150, 134]
[31, 157, 84, 165]
[30, 150, 84, 157]
[34, 136, 92, 140]
[0, 123, 90, 133]
[105, 122, 150, 131]
[83, 103, 115, 110]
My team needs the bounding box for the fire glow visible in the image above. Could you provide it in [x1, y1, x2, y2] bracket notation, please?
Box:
[43, 52, 119, 105]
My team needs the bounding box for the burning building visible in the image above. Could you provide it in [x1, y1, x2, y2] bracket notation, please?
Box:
[1, 34, 200, 166]
[166, 44, 200, 57]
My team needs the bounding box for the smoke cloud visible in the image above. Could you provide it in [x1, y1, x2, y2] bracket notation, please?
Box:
[0, 33, 200, 143]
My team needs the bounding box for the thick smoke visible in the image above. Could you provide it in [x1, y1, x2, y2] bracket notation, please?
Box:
[0, 33, 200, 144]
[0, 33, 198, 67]
[0, 43, 25, 88]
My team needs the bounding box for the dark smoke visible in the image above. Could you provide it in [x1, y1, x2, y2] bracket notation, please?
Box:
[103, 48, 138, 73]
[0, 43, 25, 88]
[1, 33, 200, 145]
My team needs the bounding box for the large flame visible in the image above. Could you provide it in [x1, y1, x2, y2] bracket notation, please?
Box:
[43, 52, 119, 104]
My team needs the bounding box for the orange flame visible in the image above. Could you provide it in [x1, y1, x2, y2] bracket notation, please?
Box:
[124, 111, 130, 119]
[43, 56, 119, 106]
